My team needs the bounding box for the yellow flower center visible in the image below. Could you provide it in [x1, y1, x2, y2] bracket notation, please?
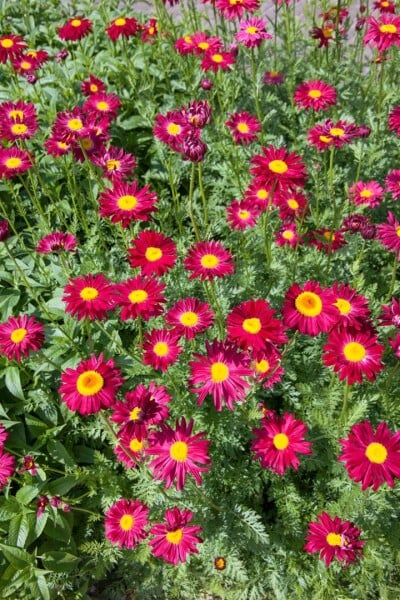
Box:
[76, 370, 104, 396]
[268, 159, 288, 174]
[396, 226, 400, 237]
[167, 123, 181, 136]
[329, 127, 345, 137]
[10, 327, 28, 343]
[200, 254, 219, 268]
[210, 361, 229, 383]
[269, 71, 279, 77]
[308, 89, 322, 98]
[117, 194, 137, 210]
[212, 53, 223, 63]
[129, 407, 142, 421]
[319, 135, 332, 144]
[169, 441, 188, 462]
[294, 291, 323, 317]
[106, 159, 121, 171]
[57, 141, 69, 149]
[153, 342, 169, 357]
[238, 210, 250, 220]
[129, 438, 144, 452]
[334, 298, 351, 315]
[184, 35, 192, 43]
[96, 101, 109, 111]
[5, 157, 22, 169]
[360, 189, 372, 198]
[242, 317, 262, 334]
[382, 1, 390, 6]
[287, 198, 299, 210]
[11, 123, 28, 135]
[145, 246, 162, 262]
[20, 61, 32, 70]
[79, 286, 99, 301]
[180, 311, 199, 326]
[128, 289, 148, 303]
[67, 118, 83, 131]
[166, 528, 183, 544]
[273, 433, 289, 450]
[81, 137, 93, 150]
[365, 442, 388, 464]
[1, 38, 13, 48]
[115, 17, 126, 26]
[119, 514, 134, 531]
[90, 84, 98, 92]
[71, 19, 82, 27]
[323, 231, 335, 242]
[323, 27, 333, 38]
[236, 122, 249, 133]
[9, 109, 24, 120]
[198, 42, 209, 50]
[255, 359, 269, 373]
[380, 23, 397, 34]
[256, 189, 268, 200]
[343, 341, 366, 362]
[326, 532, 342, 546]
[245, 26, 259, 35]
[282, 230, 295, 240]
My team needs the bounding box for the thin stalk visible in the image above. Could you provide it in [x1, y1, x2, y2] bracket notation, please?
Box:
[250, 48, 263, 125]
[386, 254, 398, 302]
[340, 381, 351, 423]
[188, 162, 201, 242]
[198, 162, 208, 232]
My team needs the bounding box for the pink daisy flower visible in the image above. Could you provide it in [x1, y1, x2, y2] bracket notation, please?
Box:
[331, 282, 371, 330]
[250, 145, 307, 192]
[0, 314, 44, 362]
[226, 198, 260, 230]
[275, 222, 302, 248]
[349, 180, 384, 208]
[0, 448, 15, 489]
[165, 297, 214, 340]
[389, 332, 400, 358]
[127, 230, 177, 277]
[191, 32, 222, 56]
[235, 17, 272, 48]
[244, 178, 274, 211]
[308, 228, 346, 254]
[105, 16, 139, 41]
[304, 512, 365, 567]
[339, 420, 400, 491]
[36, 232, 77, 254]
[59, 353, 124, 415]
[146, 417, 211, 490]
[363, 15, 400, 53]
[83, 92, 121, 120]
[388, 105, 400, 135]
[58, 17, 93, 42]
[98, 180, 158, 227]
[104, 498, 149, 549]
[282, 281, 338, 336]
[91, 146, 136, 181]
[116, 276, 166, 321]
[215, 0, 260, 20]
[114, 431, 146, 468]
[201, 50, 236, 72]
[379, 297, 400, 327]
[385, 169, 400, 200]
[374, 0, 396, 13]
[111, 387, 167, 440]
[376, 211, 400, 258]
[62, 274, 117, 321]
[0, 146, 33, 179]
[251, 346, 284, 389]
[251, 411, 312, 475]
[142, 328, 183, 372]
[153, 110, 191, 152]
[81, 74, 106, 96]
[149, 507, 202, 565]
[225, 111, 261, 145]
[294, 80, 336, 111]
[262, 70, 284, 85]
[274, 190, 309, 221]
[189, 340, 253, 411]
[322, 327, 385, 384]
[0, 34, 27, 63]
[184, 240, 234, 281]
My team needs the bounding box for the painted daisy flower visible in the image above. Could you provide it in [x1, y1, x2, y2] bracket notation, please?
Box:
[304, 512, 364, 567]
[83, 92, 121, 120]
[215, 0, 260, 20]
[331, 282, 371, 330]
[111, 387, 167, 440]
[244, 178, 273, 211]
[62, 274, 117, 321]
[81, 74, 106, 96]
[308, 228, 346, 254]
[311, 26, 335, 48]
[226, 198, 260, 230]
[251, 411, 312, 475]
[0, 423, 8, 447]
[0, 147, 32, 179]
[142, 328, 183, 372]
[274, 190, 308, 221]
[174, 34, 197, 55]
[146, 417, 211, 490]
[59, 353, 124, 415]
[165, 297, 214, 340]
[0, 219, 9, 241]
[127, 230, 177, 277]
[114, 431, 146, 468]
[104, 498, 149, 549]
[0, 101, 38, 141]
[282, 281, 338, 336]
[262, 70, 284, 85]
[0, 34, 27, 63]
[349, 180, 384, 208]
[44, 137, 71, 157]
[11, 54, 39, 76]
[149, 507, 202, 565]
[374, 0, 396, 13]
[189, 340, 253, 411]
[184, 240, 234, 281]
[182, 99, 212, 129]
[91, 146, 136, 181]
[294, 80, 336, 111]
[36, 232, 77, 254]
[226, 298, 288, 352]
[250, 145, 307, 192]
[251, 346, 284, 389]
[141, 18, 158, 42]
[105, 16, 139, 40]
[0, 315, 44, 362]
[201, 50, 236, 72]
[363, 15, 400, 53]
[58, 17, 93, 42]
[389, 332, 400, 358]
[339, 421, 400, 491]
[0, 449, 16, 489]
[153, 110, 191, 152]
[307, 124, 335, 151]
[51, 107, 90, 142]
[322, 327, 385, 384]
[191, 32, 222, 56]
[98, 180, 158, 227]
[25, 49, 49, 68]
[379, 297, 400, 327]
[376, 211, 400, 258]
[275, 222, 302, 248]
[388, 105, 400, 135]
[225, 111, 261, 145]
[385, 169, 400, 200]
[235, 17, 271, 48]
[117, 275, 166, 321]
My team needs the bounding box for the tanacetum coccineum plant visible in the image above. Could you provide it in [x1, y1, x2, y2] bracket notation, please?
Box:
[0, 0, 400, 599]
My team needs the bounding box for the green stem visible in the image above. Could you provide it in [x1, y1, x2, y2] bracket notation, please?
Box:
[188, 162, 201, 242]
[198, 162, 208, 233]
[386, 254, 398, 302]
[250, 48, 262, 125]
[340, 381, 351, 422]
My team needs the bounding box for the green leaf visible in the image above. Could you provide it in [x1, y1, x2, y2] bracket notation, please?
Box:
[46, 475, 78, 496]
[0, 543, 34, 568]
[46, 440, 75, 467]
[43, 512, 71, 543]
[41, 551, 80, 573]
[16, 485, 41, 505]
[4, 366, 25, 400]
[34, 571, 50, 600]
[8, 513, 30, 547]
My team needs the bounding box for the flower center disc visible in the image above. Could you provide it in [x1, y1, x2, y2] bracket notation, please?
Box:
[67, 118, 83, 131]
[128, 289, 148, 303]
[1, 38, 13, 48]
[10, 327, 28, 343]
[257, 189, 268, 200]
[76, 370, 104, 396]
[119, 514, 134, 531]
[246, 26, 259, 35]
[334, 298, 351, 315]
[365, 442, 388, 464]
[166, 528, 183, 544]
[5, 157, 22, 169]
[237, 122, 249, 133]
[96, 101, 109, 111]
[343, 341, 366, 362]
[255, 359, 269, 373]
[326, 532, 342, 546]
[273, 433, 289, 450]
[380, 24, 397, 34]
[329, 127, 345, 137]
[294, 291, 323, 317]
[282, 230, 294, 240]
[170, 441, 188, 462]
[211, 361, 229, 382]
[129, 407, 142, 421]
[180, 311, 199, 326]
[200, 254, 219, 268]
[71, 19, 82, 27]
[268, 159, 288, 174]
[106, 159, 120, 171]
[360, 189, 372, 198]
[287, 198, 299, 209]
[238, 210, 250, 220]
[242, 317, 262, 334]
[115, 18, 126, 26]
[117, 195, 137, 210]
[80, 286, 99, 301]
[145, 246, 162, 262]
[212, 54, 223, 63]
[130, 438, 144, 452]
[11, 123, 27, 134]
[167, 123, 181, 135]
[308, 89, 322, 98]
[153, 342, 169, 357]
